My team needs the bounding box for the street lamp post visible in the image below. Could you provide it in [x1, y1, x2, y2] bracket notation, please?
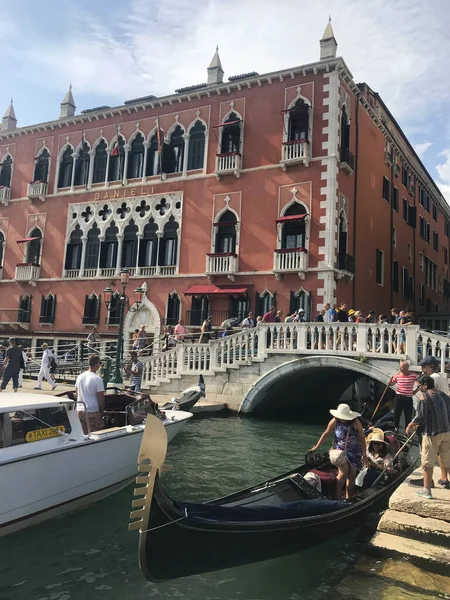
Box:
[104, 268, 144, 384]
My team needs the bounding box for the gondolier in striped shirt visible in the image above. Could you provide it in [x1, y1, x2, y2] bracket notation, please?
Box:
[389, 361, 417, 433]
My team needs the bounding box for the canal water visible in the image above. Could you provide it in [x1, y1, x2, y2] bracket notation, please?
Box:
[0, 416, 413, 600]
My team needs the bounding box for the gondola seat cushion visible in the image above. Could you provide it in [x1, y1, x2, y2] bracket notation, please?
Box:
[309, 469, 338, 498]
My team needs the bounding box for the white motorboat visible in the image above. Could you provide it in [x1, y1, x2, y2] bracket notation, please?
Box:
[0, 390, 192, 536]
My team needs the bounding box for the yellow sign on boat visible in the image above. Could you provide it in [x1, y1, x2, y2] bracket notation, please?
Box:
[26, 426, 65, 443]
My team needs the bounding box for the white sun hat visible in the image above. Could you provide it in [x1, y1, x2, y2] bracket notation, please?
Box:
[329, 403, 361, 420]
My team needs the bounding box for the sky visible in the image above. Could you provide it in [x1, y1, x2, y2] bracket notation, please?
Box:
[2, 0, 450, 200]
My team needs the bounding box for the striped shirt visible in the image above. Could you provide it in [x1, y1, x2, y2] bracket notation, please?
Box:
[391, 372, 417, 396]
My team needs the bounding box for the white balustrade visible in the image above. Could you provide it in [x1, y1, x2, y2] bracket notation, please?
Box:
[84, 269, 97, 278]
[27, 181, 48, 199]
[0, 186, 11, 204]
[206, 254, 238, 275]
[281, 140, 309, 163]
[273, 249, 308, 272]
[140, 266, 157, 276]
[15, 264, 40, 282]
[215, 153, 241, 174]
[65, 269, 80, 279]
[159, 266, 176, 276]
[99, 268, 116, 277]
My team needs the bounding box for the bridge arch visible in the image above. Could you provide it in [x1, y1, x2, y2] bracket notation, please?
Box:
[239, 355, 393, 415]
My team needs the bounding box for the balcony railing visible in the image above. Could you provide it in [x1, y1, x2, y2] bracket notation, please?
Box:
[0, 186, 11, 205]
[15, 263, 40, 283]
[84, 269, 97, 278]
[280, 140, 310, 167]
[65, 269, 80, 279]
[206, 253, 238, 276]
[215, 152, 241, 176]
[159, 265, 176, 276]
[273, 248, 308, 276]
[336, 253, 355, 273]
[99, 267, 116, 278]
[27, 181, 48, 201]
[339, 147, 355, 174]
[140, 266, 158, 277]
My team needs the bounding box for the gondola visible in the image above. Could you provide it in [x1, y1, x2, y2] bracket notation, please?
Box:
[129, 416, 420, 582]
[159, 375, 206, 412]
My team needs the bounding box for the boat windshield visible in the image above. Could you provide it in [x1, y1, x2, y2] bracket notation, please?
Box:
[0, 407, 72, 448]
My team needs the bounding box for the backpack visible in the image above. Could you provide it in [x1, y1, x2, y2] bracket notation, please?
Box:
[49, 357, 57, 374]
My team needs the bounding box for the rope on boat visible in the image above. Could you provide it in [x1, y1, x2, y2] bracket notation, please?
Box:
[139, 508, 188, 533]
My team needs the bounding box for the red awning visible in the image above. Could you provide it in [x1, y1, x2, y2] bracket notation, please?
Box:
[185, 284, 248, 296]
[275, 214, 307, 224]
[212, 119, 241, 128]
[16, 237, 40, 244]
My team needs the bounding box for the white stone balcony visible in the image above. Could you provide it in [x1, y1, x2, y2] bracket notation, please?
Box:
[65, 269, 80, 279]
[273, 248, 308, 280]
[280, 140, 310, 169]
[215, 152, 241, 178]
[206, 253, 238, 280]
[0, 186, 11, 206]
[99, 267, 116, 278]
[15, 263, 40, 283]
[27, 181, 48, 201]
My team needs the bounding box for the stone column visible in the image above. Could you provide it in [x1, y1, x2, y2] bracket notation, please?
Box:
[122, 144, 130, 186]
[96, 236, 104, 276]
[87, 149, 95, 190]
[105, 149, 111, 187]
[79, 236, 88, 277]
[136, 232, 143, 276]
[182, 133, 190, 177]
[155, 232, 163, 275]
[70, 153, 76, 191]
[142, 141, 149, 183]
[115, 234, 124, 276]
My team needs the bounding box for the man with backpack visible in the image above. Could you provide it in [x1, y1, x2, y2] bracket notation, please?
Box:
[34, 343, 57, 391]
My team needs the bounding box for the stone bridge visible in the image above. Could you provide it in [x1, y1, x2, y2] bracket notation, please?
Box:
[141, 323, 450, 413]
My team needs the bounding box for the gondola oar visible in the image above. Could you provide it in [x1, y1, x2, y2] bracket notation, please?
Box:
[371, 381, 391, 420]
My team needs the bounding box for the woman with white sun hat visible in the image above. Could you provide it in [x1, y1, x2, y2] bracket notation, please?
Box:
[310, 403, 368, 499]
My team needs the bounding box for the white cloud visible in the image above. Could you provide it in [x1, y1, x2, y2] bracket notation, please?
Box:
[414, 142, 433, 158]
[436, 149, 450, 204]
[1, 0, 450, 134]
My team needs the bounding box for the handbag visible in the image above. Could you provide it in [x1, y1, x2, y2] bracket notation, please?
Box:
[329, 425, 351, 466]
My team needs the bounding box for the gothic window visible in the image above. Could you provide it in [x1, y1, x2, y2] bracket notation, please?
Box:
[27, 228, 42, 265]
[100, 223, 118, 268]
[93, 140, 108, 183]
[146, 135, 159, 177]
[166, 292, 181, 325]
[127, 133, 145, 179]
[122, 220, 138, 268]
[58, 147, 74, 188]
[255, 291, 276, 317]
[287, 99, 309, 142]
[220, 112, 241, 155]
[159, 217, 178, 266]
[39, 293, 56, 324]
[73, 142, 90, 187]
[107, 292, 121, 325]
[228, 296, 248, 322]
[65, 225, 82, 270]
[33, 149, 50, 182]
[281, 204, 307, 249]
[0, 231, 4, 268]
[0, 155, 12, 188]
[289, 290, 310, 317]
[340, 106, 350, 161]
[85, 225, 100, 270]
[337, 212, 348, 268]
[139, 220, 158, 266]
[190, 295, 209, 326]
[188, 121, 206, 170]
[162, 125, 184, 174]
[214, 210, 237, 254]
[18, 294, 32, 324]
[83, 293, 100, 325]
[108, 136, 125, 182]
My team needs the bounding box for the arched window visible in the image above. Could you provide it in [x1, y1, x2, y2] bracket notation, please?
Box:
[127, 133, 145, 179]
[18, 294, 32, 323]
[58, 147, 73, 188]
[65, 225, 83, 270]
[122, 220, 138, 268]
[340, 106, 350, 154]
[92, 140, 108, 183]
[162, 126, 184, 174]
[166, 292, 181, 326]
[281, 204, 307, 249]
[40, 293, 56, 324]
[146, 134, 159, 177]
[33, 149, 50, 182]
[255, 290, 276, 317]
[83, 293, 100, 325]
[214, 210, 237, 254]
[188, 121, 206, 170]
[108, 136, 125, 182]
[139, 220, 158, 266]
[287, 99, 309, 142]
[107, 292, 121, 325]
[220, 112, 241, 154]
[190, 295, 209, 326]
[73, 142, 90, 187]
[0, 231, 4, 268]
[85, 225, 100, 270]
[337, 213, 348, 268]
[27, 228, 42, 265]
[159, 217, 178, 266]
[0, 155, 13, 187]
[100, 223, 118, 268]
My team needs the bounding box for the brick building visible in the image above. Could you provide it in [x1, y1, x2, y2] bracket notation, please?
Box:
[0, 22, 449, 354]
